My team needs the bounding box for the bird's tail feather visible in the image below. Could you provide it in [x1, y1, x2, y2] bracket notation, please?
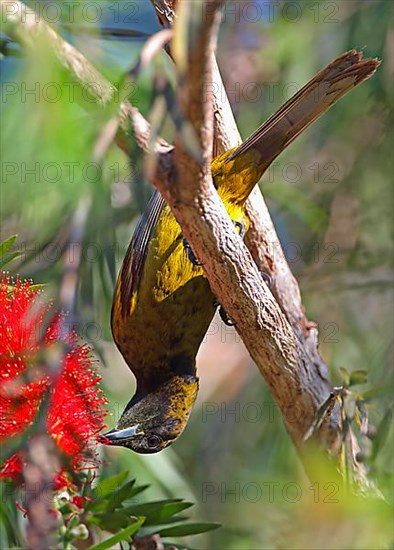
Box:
[225, 49, 380, 201]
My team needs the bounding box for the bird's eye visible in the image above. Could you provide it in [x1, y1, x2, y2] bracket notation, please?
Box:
[146, 434, 162, 448]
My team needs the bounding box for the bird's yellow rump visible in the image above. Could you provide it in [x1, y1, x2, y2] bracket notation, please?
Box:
[104, 51, 380, 454]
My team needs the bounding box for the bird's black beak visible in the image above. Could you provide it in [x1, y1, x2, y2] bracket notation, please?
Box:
[100, 426, 140, 445]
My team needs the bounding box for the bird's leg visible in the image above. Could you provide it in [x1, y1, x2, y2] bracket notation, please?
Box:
[212, 298, 236, 326]
[233, 220, 246, 238]
[182, 237, 201, 266]
[212, 268, 272, 327]
[261, 271, 273, 287]
[183, 219, 246, 266]
[209, 219, 246, 326]
[219, 305, 236, 326]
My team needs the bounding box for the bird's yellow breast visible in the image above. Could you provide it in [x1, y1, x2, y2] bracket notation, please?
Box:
[111, 149, 261, 386]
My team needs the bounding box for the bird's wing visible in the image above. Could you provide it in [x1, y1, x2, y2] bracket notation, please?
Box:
[117, 190, 166, 318]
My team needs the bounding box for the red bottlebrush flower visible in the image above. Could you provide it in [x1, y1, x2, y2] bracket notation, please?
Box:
[53, 471, 76, 492]
[48, 344, 108, 463]
[0, 277, 52, 441]
[0, 277, 55, 356]
[0, 274, 108, 483]
[0, 454, 23, 482]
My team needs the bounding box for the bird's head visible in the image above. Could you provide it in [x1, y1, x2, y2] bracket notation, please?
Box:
[102, 375, 198, 453]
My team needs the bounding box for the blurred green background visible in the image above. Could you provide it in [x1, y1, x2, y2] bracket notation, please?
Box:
[1, 1, 393, 548]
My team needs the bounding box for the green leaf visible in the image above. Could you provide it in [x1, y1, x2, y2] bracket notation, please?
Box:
[89, 517, 145, 550]
[338, 367, 350, 386]
[87, 480, 150, 513]
[0, 251, 22, 269]
[156, 522, 220, 537]
[348, 370, 368, 387]
[0, 235, 17, 259]
[123, 499, 184, 517]
[29, 284, 46, 291]
[105, 479, 136, 511]
[90, 511, 133, 532]
[125, 484, 150, 500]
[94, 470, 129, 499]
[116, 480, 147, 502]
[143, 515, 189, 528]
[87, 498, 108, 513]
[142, 502, 194, 526]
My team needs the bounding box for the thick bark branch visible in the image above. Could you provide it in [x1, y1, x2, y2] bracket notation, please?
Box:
[147, 1, 344, 465]
[172, 1, 222, 205]
[152, 0, 331, 384]
[150, 1, 341, 462]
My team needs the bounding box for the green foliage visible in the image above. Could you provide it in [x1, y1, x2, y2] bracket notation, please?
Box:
[83, 471, 219, 542]
[88, 519, 145, 550]
[0, 483, 24, 548]
[0, 235, 22, 269]
[73, 471, 219, 548]
[1, 470, 219, 549]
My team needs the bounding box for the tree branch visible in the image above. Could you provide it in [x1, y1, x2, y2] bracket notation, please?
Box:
[150, 1, 342, 466]
[151, 0, 331, 387]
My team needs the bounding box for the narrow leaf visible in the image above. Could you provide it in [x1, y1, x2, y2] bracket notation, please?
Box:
[89, 517, 145, 550]
[94, 471, 129, 498]
[348, 370, 368, 387]
[105, 479, 137, 511]
[0, 235, 17, 258]
[90, 511, 133, 532]
[157, 522, 220, 537]
[338, 367, 350, 386]
[142, 502, 193, 526]
[123, 499, 184, 517]
[0, 252, 22, 269]
[143, 515, 189, 528]
[125, 484, 150, 499]
[28, 284, 46, 291]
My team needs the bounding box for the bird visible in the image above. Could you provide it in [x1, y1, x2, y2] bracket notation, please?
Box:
[103, 50, 379, 453]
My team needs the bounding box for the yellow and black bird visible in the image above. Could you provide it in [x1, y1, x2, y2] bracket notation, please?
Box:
[104, 51, 379, 453]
